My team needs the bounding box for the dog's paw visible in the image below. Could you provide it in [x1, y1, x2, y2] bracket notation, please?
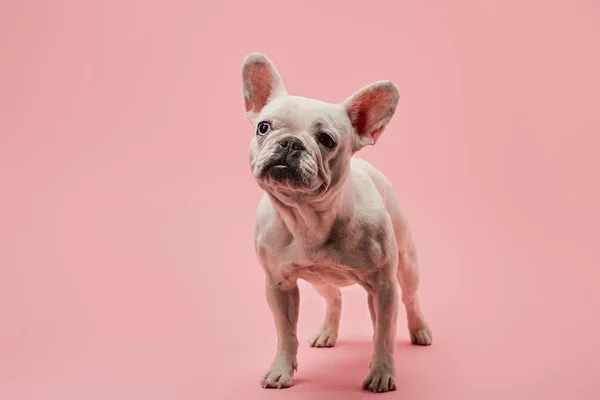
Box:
[309, 327, 338, 348]
[260, 359, 296, 389]
[362, 365, 396, 393]
[410, 327, 432, 346]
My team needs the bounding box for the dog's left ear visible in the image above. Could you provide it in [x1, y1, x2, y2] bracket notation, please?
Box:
[242, 53, 287, 119]
[343, 81, 399, 149]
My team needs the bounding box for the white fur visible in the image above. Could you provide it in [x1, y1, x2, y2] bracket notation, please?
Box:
[242, 53, 432, 393]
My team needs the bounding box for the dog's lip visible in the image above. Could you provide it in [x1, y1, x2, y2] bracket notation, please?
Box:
[259, 161, 292, 179]
[265, 161, 289, 171]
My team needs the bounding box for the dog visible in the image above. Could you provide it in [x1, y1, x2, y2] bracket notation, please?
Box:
[242, 53, 432, 393]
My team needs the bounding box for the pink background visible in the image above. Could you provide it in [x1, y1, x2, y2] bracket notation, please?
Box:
[1, 1, 599, 399]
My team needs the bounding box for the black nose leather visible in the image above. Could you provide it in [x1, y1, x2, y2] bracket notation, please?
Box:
[279, 138, 305, 151]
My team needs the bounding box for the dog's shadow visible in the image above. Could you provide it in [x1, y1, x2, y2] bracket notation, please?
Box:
[293, 339, 420, 395]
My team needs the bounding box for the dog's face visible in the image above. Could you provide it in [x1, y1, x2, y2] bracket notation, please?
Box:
[249, 95, 352, 196]
[241, 53, 399, 198]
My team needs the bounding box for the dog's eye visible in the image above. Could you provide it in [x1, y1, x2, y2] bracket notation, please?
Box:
[317, 132, 336, 149]
[257, 121, 271, 136]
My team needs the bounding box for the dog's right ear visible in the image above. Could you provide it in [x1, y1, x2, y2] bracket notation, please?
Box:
[241, 53, 287, 119]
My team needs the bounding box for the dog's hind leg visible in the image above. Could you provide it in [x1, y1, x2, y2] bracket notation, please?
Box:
[396, 250, 432, 346]
[309, 283, 342, 348]
[387, 198, 432, 346]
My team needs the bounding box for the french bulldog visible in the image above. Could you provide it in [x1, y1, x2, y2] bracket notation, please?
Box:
[242, 53, 432, 393]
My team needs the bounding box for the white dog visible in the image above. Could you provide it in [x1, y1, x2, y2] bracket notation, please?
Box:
[242, 53, 432, 393]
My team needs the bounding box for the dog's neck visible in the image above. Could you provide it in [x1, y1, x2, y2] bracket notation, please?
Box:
[266, 179, 354, 249]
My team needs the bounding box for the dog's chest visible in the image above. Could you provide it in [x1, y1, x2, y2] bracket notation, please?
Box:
[281, 257, 357, 288]
[257, 210, 393, 289]
[274, 239, 379, 288]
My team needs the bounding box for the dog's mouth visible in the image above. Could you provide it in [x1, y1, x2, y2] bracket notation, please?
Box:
[263, 161, 301, 180]
[262, 154, 293, 172]
[266, 162, 288, 171]
[257, 155, 309, 187]
[255, 148, 324, 194]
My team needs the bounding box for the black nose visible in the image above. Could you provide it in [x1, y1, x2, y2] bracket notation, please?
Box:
[279, 138, 305, 151]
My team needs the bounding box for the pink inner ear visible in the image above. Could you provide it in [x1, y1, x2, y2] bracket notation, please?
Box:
[348, 88, 396, 140]
[354, 107, 372, 136]
[244, 63, 275, 113]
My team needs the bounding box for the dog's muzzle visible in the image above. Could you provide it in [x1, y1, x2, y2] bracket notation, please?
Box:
[260, 137, 307, 182]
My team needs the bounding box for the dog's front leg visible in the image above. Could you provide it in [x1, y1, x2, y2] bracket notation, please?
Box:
[261, 277, 299, 389]
[363, 277, 399, 393]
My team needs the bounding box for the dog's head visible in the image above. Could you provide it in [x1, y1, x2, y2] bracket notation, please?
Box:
[242, 53, 399, 198]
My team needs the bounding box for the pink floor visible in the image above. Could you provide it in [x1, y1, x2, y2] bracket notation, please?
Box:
[1, 1, 599, 399]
